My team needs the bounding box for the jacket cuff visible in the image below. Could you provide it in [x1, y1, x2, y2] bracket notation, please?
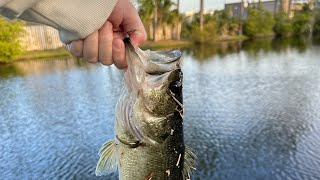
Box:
[1, 0, 42, 18]
[18, 0, 118, 43]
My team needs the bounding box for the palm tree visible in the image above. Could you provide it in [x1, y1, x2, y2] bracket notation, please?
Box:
[138, 0, 153, 23]
[200, 0, 204, 31]
[138, 0, 158, 41]
[139, 0, 176, 41]
[176, 0, 181, 40]
[239, 0, 244, 36]
[153, 0, 158, 41]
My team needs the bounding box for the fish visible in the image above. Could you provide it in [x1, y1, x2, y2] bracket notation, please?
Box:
[95, 38, 197, 180]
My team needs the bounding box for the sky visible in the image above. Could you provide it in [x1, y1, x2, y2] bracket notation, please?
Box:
[179, 0, 225, 12]
[179, 0, 277, 12]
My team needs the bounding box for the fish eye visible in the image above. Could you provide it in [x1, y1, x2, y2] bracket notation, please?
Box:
[169, 80, 182, 94]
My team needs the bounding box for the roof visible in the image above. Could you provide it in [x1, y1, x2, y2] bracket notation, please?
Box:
[291, 0, 309, 4]
[225, 0, 275, 5]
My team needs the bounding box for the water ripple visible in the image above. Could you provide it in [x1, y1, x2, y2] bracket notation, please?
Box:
[1, 40, 320, 179]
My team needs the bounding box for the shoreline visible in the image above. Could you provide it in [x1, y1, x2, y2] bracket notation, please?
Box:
[140, 35, 249, 49]
[140, 40, 193, 49]
[0, 48, 72, 64]
[15, 48, 72, 61]
[1, 36, 262, 64]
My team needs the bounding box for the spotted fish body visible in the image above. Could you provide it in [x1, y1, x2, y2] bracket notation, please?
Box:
[96, 38, 196, 180]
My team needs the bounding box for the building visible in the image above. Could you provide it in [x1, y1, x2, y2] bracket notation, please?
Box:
[225, 0, 281, 19]
[292, 0, 309, 3]
[286, 0, 316, 17]
[316, 0, 320, 9]
[225, 0, 317, 19]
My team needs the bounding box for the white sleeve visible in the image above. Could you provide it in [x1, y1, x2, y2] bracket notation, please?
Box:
[0, 0, 118, 43]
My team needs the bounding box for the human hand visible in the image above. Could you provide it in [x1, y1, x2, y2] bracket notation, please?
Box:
[67, 0, 146, 69]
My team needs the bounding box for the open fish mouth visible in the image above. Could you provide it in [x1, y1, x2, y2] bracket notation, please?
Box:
[124, 38, 182, 75]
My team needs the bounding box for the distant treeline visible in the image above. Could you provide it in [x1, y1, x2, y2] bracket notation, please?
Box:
[2, 1, 320, 62]
[182, 3, 320, 44]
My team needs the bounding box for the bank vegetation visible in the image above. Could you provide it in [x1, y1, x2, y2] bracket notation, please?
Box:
[2, 1, 320, 62]
[182, 3, 320, 44]
[0, 17, 25, 63]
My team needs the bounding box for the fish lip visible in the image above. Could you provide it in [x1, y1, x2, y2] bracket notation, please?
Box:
[124, 37, 182, 75]
[144, 50, 182, 75]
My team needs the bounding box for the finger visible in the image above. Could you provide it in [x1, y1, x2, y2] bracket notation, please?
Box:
[83, 31, 99, 63]
[98, 21, 113, 65]
[122, 4, 147, 47]
[110, 0, 147, 48]
[69, 40, 83, 57]
[127, 27, 147, 48]
[112, 38, 126, 69]
[113, 29, 127, 40]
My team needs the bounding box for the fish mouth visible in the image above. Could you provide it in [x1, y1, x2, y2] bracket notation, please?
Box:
[144, 50, 181, 75]
[124, 38, 182, 75]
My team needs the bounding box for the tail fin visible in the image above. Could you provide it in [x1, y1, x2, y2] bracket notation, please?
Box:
[95, 140, 118, 176]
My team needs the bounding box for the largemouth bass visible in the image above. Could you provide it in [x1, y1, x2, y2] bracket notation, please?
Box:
[95, 38, 196, 180]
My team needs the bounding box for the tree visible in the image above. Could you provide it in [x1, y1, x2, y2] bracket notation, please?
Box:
[244, 4, 275, 38]
[314, 9, 320, 34]
[138, 0, 177, 41]
[215, 8, 241, 36]
[153, 0, 158, 41]
[274, 11, 293, 37]
[0, 17, 25, 63]
[176, 0, 181, 40]
[200, 0, 204, 31]
[292, 4, 313, 35]
[177, 0, 180, 13]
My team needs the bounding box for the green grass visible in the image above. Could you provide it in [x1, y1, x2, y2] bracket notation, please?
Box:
[15, 48, 71, 61]
[140, 37, 249, 50]
[140, 40, 193, 49]
[217, 35, 248, 42]
[7, 36, 248, 63]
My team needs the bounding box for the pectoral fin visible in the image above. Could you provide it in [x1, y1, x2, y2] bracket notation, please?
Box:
[183, 146, 197, 180]
[95, 140, 118, 176]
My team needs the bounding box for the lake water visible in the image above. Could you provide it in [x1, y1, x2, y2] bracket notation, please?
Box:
[1, 37, 320, 180]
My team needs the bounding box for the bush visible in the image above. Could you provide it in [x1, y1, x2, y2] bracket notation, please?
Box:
[313, 9, 320, 34]
[244, 6, 275, 38]
[215, 9, 241, 36]
[0, 17, 25, 63]
[292, 4, 313, 35]
[292, 12, 313, 35]
[191, 21, 218, 44]
[274, 11, 293, 37]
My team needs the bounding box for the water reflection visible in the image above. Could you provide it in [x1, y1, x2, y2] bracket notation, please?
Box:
[183, 42, 241, 61]
[0, 58, 122, 179]
[182, 37, 320, 179]
[182, 36, 317, 62]
[0, 58, 92, 79]
[1, 37, 320, 180]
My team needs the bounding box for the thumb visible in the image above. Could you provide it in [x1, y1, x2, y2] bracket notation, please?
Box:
[127, 29, 147, 48]
[122, 2, 147, 48]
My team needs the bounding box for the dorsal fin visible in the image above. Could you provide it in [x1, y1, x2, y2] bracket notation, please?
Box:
[95, 140, 118, 176]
